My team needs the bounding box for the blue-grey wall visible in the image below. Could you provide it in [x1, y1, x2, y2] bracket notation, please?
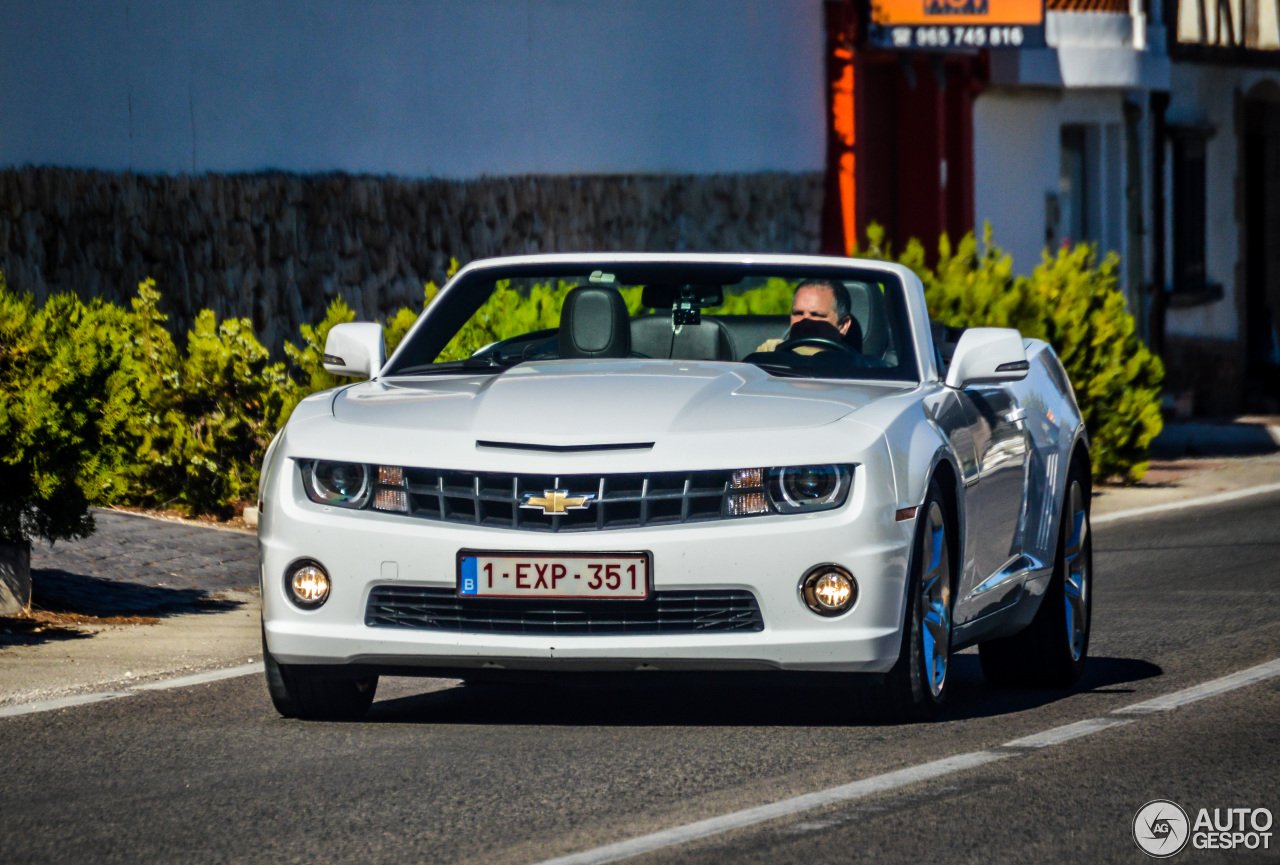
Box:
[0, 0, 826, 177]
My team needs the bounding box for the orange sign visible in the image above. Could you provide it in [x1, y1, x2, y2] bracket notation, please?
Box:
[871, 0, 1043, 25]
[866, 0, 1044, 48]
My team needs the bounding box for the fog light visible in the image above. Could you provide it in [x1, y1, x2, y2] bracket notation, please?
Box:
[288, 561, 330, 608]
[800, 565, 857, 616]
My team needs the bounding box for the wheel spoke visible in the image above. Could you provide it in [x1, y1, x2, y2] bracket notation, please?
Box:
[918, 502, 952, 697]
[1063, 480, 1089, 662]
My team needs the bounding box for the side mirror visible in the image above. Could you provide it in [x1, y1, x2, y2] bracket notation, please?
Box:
[944, 327, 1029, 390]
[322, 323, 386, 379]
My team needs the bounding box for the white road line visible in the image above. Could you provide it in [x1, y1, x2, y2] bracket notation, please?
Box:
[0, 662, 263, 719]
[532, 751, 1010, 865]
[1092, 481, 1280, 525]
[131, 662, 264, 691]
[1113, 657, 1280, 714]
[0, 691, 133, 718]
[532, 657, 1280, 865]
[1001, 717, 1133, 749]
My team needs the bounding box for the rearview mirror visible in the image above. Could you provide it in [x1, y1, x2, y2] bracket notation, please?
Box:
[944, 327, 1029, 390]
[323, 323, 386, 380]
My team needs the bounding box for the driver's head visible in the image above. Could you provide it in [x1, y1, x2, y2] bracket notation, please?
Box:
[791, 280, 852, 337]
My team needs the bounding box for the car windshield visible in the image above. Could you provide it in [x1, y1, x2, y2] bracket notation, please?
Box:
[383, 263, 918, 382]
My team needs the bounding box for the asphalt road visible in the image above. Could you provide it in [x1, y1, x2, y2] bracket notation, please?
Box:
[3, 493, 1279, 865]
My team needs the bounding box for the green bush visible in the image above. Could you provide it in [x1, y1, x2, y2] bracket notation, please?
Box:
[861, 224, 1164, 483]
[0, 277, 138, 543]
[0, 221, 1162, 537]
[119, 279, 293, 517]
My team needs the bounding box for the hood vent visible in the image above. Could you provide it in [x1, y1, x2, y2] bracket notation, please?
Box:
[476, 440, 654, 453]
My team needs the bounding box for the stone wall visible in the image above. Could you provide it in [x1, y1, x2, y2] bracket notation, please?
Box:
[0, 167, 824, 353]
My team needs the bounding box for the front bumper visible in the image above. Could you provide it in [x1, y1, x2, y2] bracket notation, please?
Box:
[260, 456, 915, 675]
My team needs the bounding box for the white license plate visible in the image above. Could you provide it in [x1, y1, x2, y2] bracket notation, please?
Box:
[457, 552, 650, 599]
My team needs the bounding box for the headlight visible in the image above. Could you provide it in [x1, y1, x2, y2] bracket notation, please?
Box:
[768, 465, 851, 513]
[302, 460, 371, 508]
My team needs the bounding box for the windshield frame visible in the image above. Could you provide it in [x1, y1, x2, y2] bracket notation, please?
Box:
[381, 259, 922, 384]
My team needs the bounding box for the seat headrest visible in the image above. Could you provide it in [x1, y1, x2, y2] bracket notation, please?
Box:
[846, 282, 888, 358]
[559, 286, 632, 359]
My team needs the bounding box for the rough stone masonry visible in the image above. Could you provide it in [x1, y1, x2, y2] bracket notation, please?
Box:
[0, 168, 823, 353]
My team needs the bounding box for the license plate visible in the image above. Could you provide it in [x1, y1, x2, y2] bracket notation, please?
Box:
[457, 551, 650, 599]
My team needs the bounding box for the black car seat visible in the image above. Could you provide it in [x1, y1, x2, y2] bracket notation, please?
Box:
[629, 314, 733, 360]
[558, 286, 632, 359]
[846, 281, 892, 361]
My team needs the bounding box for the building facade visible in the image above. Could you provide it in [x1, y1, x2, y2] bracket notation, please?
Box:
[823, 0, 1280, 413]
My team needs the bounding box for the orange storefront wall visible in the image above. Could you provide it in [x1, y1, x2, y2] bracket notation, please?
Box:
[822, 0, 987, 260]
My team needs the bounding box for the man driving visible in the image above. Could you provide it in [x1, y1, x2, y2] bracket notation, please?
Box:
[756, 279, 860, 354]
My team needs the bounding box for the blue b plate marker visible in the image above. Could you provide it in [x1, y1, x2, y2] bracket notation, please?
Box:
[460, 556, 478, 595]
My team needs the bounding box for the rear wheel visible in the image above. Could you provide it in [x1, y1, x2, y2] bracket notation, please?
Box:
[979, 461, 1092, 688]
[263, 630, 378, 720]
[881, 480, 954, 722]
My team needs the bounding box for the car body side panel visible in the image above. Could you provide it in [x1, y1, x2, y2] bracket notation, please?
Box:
[950, 339, 1085, 647]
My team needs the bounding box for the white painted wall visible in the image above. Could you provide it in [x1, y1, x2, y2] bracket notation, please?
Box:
[0, 0, 826, 177]
[974, 89, 1061, 274]
[973, 88, 1129, 278]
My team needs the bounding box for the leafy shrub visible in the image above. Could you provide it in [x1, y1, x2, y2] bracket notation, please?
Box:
[707, 278, 797, 315]
[380, 261, 644, 363]
[119, 280, 293, 516]
[0, 277, 137, 543]
[861, 224, 1164, 483]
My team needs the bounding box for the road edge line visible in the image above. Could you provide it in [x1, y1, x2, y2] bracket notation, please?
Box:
[1112, 657, 1280, 714]
[1092, 481, 1280, 525]
[132, 662, 264, 691]
[0, 662, 263, 719]
[531, 655, 1280, 865]
[531, 751, 1010, 865]
[0, 691, 134, 718]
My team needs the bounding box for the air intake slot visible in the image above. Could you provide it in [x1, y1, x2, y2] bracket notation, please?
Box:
[476, 440, 654, 453]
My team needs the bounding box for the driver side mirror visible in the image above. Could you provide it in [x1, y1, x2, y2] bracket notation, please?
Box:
[322, 323, 386, 379]
[944, 327, 1029, 390]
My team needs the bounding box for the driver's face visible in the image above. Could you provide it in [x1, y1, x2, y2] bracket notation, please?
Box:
[791, 286, 851, 336]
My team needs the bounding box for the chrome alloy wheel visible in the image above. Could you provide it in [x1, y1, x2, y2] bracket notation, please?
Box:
[1063, 480, 1090, 662]
[920, 501, 952, 698]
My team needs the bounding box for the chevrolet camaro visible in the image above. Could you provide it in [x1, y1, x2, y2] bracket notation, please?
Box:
[257, 253, 1092, 721]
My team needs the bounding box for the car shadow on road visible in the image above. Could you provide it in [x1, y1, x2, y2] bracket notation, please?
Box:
[363, 654, 1163, 727]
[938, 654, 1163, 722]
[0, 569, 247, 650]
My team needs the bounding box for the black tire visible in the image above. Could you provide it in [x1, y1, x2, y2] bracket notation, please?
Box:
[882, 478, 956, 722]
[979, 459, 1092, 688]
[263, 630, 378, 721]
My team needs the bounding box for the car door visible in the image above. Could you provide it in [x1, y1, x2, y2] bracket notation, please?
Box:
[954, 385, 1030, 617]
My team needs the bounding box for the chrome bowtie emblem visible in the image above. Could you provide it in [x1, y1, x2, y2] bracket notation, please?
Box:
[520, 490, 596, 515]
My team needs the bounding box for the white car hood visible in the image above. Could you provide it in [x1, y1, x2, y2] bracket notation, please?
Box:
[333, 360, 904, 444]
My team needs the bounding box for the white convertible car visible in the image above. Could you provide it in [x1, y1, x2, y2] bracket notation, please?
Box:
[258, 253, 1092, 721]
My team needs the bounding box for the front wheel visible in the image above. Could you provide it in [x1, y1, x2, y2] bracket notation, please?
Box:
[881, 480, 955, 722]
[979, 462, 1092, 688]
[263, 631, 378, 720]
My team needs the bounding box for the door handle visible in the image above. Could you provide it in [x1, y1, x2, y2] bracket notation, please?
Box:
[1005, 407, 1027, 424]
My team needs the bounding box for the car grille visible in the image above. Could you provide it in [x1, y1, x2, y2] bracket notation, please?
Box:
[401, 468, 746, 532]
[365, 586, 765, 635]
